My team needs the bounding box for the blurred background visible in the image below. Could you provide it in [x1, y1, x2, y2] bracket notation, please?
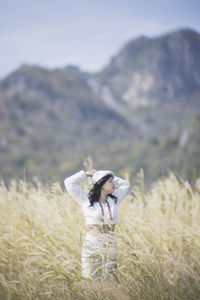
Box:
[0, 0, 200, 187]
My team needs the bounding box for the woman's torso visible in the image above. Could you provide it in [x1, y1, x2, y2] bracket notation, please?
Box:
[85, 224, 115, 236]
[82, 196, 118, 236]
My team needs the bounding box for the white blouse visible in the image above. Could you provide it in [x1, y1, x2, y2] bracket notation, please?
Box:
[64, 170, 130, 225]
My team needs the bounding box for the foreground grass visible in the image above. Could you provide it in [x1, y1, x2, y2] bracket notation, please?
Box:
[0, 172, 200, 299]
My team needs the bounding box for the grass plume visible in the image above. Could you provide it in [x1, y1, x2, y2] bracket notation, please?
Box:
[0, 171, 200, 299]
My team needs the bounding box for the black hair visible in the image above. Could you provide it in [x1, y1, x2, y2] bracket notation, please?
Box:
[88, 174, 117, 207]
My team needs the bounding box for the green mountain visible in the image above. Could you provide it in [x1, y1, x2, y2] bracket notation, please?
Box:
[0, 28, 200, 186]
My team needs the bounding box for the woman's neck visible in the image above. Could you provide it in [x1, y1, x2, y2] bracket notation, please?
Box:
[99, 190, 108, 203]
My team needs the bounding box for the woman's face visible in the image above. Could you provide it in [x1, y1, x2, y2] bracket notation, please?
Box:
[101, 177, 115, 194]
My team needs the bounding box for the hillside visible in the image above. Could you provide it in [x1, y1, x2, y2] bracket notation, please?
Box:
[0, 65, 132, 182]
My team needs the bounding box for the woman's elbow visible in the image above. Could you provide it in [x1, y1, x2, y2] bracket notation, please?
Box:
[64, 178, 71, 191]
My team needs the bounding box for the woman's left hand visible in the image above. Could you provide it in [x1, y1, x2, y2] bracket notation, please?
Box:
[85, 169, 97, 177]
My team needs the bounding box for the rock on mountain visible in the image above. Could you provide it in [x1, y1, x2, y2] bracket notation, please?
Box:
[88, 28, 200, 108]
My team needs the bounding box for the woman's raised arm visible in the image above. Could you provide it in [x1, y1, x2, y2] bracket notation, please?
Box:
[113, 176, 130, 204]
[64, 170, 88, 205]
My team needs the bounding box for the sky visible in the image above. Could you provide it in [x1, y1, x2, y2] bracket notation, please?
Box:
[0, 0, 200, 79]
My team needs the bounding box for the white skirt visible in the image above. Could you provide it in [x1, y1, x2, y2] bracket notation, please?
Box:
[82, 232, 117, 279]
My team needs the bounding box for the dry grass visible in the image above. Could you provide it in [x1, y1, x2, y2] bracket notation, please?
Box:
[0, 171, 200, 299]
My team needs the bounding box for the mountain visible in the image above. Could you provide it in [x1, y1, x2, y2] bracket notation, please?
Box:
[0, 28, 200, 185]
[89, 28, 200, 106]
[87, 28, 200, 136]
[0, 64, 133, 182]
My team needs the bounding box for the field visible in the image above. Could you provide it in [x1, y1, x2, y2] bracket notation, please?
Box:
[0, 170, 200, 299]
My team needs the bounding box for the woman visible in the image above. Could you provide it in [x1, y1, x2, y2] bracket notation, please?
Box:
[64, 169, 130, 280]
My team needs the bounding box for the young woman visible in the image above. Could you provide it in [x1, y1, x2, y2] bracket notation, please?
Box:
[64, 169, 130, 280]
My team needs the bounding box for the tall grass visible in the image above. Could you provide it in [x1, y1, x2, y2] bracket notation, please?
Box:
[0, 171, 200, 299]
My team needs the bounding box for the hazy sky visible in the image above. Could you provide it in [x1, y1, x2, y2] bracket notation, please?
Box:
[0, 0, 200, 78]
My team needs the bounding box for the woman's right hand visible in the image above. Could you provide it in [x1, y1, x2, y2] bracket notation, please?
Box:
[85, 169, 97, 177]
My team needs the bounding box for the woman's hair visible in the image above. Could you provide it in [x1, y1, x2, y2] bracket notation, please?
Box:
[88, 174, 117, 206]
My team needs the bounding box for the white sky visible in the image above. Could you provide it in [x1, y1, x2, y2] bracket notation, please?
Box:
[0, 0, 200, 78]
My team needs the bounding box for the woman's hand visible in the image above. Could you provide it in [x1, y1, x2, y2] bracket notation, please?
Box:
[85, 169, 97, 177]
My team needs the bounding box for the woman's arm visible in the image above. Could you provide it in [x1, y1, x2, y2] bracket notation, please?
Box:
[64, 169, 96, 205]
[113, 176, 130, 204]
[64, 170, 88, 205]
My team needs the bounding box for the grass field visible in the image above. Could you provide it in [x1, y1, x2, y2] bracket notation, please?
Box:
[0, 170, 200, 299]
